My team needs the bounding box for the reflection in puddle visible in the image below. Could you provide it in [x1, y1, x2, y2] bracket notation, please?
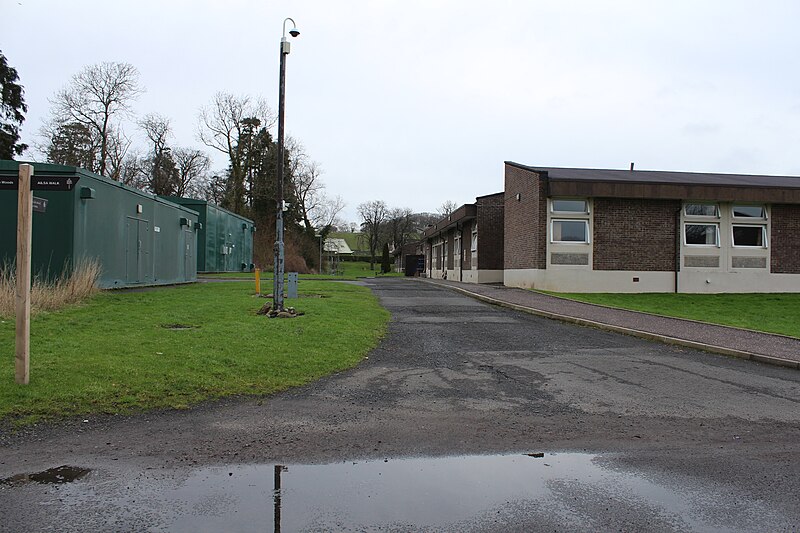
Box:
[156, 453, 781, 532]
[1, 465, 90, 486]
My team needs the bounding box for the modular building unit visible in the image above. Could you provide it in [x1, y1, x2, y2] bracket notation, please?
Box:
[161, 198, 254, 272]
[0, 160, 199, 288]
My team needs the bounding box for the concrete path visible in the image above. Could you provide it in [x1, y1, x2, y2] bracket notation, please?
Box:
[416, 278, 800, 369]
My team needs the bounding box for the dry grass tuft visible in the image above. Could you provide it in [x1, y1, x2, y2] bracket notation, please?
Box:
[0, 258, 101, 317]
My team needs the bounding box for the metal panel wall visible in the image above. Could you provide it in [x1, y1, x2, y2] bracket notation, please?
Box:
[1, 160, 199, 288]
[162, 198, 254, 272]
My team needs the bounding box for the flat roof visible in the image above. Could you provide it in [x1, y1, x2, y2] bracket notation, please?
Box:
[505, 162, 800, 203]
[506, 162, 800, 189]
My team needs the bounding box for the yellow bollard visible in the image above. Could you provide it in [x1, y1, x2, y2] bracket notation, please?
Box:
[255, 268, 261, 295]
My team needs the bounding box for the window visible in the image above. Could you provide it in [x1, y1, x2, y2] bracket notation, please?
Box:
[551, 199, 588, 213]
[454, 234, 461, 257]
[684, 203, 719, 217]
[685, 224, 719, 246]
[471, 227, 478, 251]
[733, 225, 766, 247]
[732, 205, 766, 219]
[552, 220, 589, 243]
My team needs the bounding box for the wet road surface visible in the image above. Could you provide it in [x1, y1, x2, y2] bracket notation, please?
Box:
[1, 278, 799, 531]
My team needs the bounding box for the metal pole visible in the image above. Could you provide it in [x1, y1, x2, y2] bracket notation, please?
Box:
[273, 37, 289, 312]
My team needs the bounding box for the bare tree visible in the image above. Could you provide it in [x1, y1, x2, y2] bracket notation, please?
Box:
[138, 113, 177, 195]
[105, 126, 132, 181]
[173, 147, 211, 198]
[139, 113, 171, 155]
[358, 200, 388, 269]
[198, 92, 274, 213]
[386, 207, 414, 250]
[47, 62, 143, 176]
[437, 200, 459, 218]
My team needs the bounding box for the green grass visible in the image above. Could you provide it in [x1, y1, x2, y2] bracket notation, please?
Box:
[0, 281, 389, 425]
[329, 232, 366, 252]
[549, 292, 800, 338]
[199, 261, 404, 280]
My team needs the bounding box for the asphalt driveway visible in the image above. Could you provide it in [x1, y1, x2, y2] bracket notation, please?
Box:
[1, 278, 799, 531]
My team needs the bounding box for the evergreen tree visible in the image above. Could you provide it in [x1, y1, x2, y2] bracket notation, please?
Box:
[381, 242, 391, 274]
[0, 50, 28, 159]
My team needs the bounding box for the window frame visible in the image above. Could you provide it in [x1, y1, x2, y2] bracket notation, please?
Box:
[684, 223, 720, 247]
[551, 219, 590, 244]
[550, 198, 589, 215]
[732, 205, 767, 220]
[684, 203, 720, 218]
[731, 224, 768, 248]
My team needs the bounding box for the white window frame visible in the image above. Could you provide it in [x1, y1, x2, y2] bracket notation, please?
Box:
[684, 223, 720, 247]
[732, 205, 767, 220]
[471, 227, 478, 252]
[551, 198, 589, 214]
[551, 219, 590, 244]
[731, 224, 768, 248]
[684, 203, 720, 218]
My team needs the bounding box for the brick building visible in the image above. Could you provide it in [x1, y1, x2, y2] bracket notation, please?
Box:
[504, 162, 800, 293]
[421, 193, 505, 282]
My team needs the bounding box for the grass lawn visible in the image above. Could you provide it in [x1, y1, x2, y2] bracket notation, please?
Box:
[199, 261, 404, 280]
[0, 281, 389, 426]
[549, 292, 800, 338]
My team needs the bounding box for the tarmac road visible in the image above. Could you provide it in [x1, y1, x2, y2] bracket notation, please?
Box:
[1, 277, 799, 531]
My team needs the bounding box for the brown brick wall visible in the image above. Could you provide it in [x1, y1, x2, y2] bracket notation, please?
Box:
[771, 204, 800, 273]
[504, 165, 547, 269]
[476, 193, 505, 270]
[593, 198, 680, 271]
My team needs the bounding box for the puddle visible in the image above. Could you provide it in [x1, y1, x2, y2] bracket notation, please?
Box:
[147, 453, 782, 532]
[1, 465, 90, 486]
[3, 455, 788, 531]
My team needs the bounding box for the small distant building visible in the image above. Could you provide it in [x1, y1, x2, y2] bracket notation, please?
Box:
[323, 237, 353, 274]
[422, 192, 505, 283]
[395, 240, 425, 276]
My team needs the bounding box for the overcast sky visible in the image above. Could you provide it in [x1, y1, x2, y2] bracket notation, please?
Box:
[4, 0, 800, 224]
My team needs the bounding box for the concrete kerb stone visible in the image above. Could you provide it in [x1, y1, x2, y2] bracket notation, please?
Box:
[412, 278, 800, 371]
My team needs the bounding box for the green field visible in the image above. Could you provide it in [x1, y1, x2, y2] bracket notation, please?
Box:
[0, 281, 389, 426]
[550, 292, 800, 338]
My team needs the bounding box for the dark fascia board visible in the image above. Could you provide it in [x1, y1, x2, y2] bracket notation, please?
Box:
[422, 204, 477, 240]
[505, 161, 800, 204]
[475, 191, 504, 201]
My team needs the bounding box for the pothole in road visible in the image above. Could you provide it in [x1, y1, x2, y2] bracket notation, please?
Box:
[1, 465, 90, 486]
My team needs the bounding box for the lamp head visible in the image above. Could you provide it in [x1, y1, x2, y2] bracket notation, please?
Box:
[289, 28, 300, 37]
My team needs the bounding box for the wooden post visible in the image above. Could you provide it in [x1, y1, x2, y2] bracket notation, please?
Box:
[16, 164, 33, 385]
[255, 268, 261, 295]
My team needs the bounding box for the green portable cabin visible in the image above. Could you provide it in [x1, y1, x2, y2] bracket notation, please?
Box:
[0, 160, 199, 288]
[160, 198, 254, 272]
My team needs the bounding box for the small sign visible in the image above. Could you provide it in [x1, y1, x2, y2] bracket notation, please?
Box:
[154, 226, 161, 233]
[0, 177, 17, 190]
[31, 176, 80, 191]
[32, 197, 48, 213]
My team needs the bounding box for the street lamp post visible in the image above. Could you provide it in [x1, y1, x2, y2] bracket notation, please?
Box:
[273, 17, 300, 313]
